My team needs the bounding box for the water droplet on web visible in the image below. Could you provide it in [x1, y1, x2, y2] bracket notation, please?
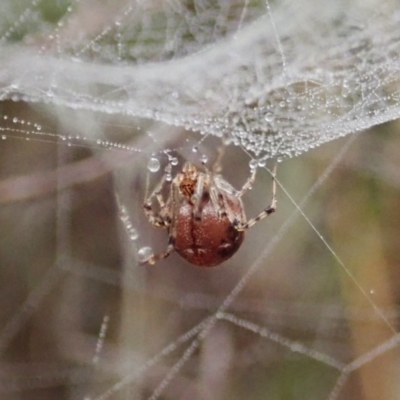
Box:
[258, 159, 266, 167]
[192, 146, 198, 153]
[129, 229, 138, 241]
[1, 135, 6, 140]
[138, 246, 153, 262]
[171, 157, 178, 166]
[249, 159, 258, 170]
[342, 81, 350, 97]
[223, 135, 233, 145]
[200, 154, 208, 164]
[264, 113, 274, 122]
[148, 157, 160, 172]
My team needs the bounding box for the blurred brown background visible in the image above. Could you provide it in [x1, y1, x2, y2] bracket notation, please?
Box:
[1, 100, 400, 400]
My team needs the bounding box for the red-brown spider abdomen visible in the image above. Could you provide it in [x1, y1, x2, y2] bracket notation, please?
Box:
[137, 161, 276, 267]
[173, 192, 245, 267]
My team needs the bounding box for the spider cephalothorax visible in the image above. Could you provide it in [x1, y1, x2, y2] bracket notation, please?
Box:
[136, 160, 277, 267]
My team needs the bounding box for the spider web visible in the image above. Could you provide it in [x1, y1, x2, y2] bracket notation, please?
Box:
[1, 0, 400, 159]
[0, 1, 400, 400]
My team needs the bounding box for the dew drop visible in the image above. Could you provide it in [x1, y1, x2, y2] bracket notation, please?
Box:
[138, 246, 153, 262]
[192, 146, 198, 153]
[129, 228, 138, 241]
[264, 113, 274, 122]
[258, 159, 266, 167]
[249, 159, 258, 170]
[147, 157, 160, 172]
[223, 135, 233, 145]
[200, 154, 208, 164]
[1, 135, 6, 140]
[170, 157, 178, 166]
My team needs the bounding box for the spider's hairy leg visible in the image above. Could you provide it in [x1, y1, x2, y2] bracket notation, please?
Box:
[237, 165, 257, 197]
[139, 235, 176, 265]
[143, 203, 170, 228]
[212, 143, 226, 174]
[140, 180, 181, 266]
[234, 165, 277, 231]
[210, 186, 227, 219]
[143, 163, 172, 228]
[192, 172, 205, 221]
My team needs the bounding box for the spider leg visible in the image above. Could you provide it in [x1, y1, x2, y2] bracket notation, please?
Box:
[212, 143, 226, 174]
[139, 235, 176, 265]
[192, 173, 205, 220]
[238, 166, 257, 197]
[143, 203, 170, 228]
[141, 180, 181, 266]
[234, 165, 277, 231]
[143, 163, 172, 229]
[210, 186, 228, 218]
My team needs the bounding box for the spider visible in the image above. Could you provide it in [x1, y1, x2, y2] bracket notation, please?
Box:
[119, 156, 277, 267]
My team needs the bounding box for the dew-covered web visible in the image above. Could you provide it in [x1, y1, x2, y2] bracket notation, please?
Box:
[1, 1, 400, 399]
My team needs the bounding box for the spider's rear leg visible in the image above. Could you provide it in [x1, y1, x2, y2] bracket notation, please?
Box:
[139, 235, 176, 266]
[143, 163, 173, 229]
[234, 165, 277, 231]
[139, 185, 179, 265]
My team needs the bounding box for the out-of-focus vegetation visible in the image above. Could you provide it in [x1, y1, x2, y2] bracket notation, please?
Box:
[0, 100, 400, 400]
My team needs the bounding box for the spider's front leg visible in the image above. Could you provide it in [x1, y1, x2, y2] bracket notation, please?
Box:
[234, 165, 277, 231]
[238, 166, 257, 197]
